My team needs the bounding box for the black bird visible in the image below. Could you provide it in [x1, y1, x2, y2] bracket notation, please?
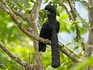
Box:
[38, 5, 60, 68]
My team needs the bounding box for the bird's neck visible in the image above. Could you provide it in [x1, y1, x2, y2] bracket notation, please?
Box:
[48, 15, 56, 22]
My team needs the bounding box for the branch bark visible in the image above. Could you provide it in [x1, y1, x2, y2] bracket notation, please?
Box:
[84, 0, 93, 58]
[29, 0, 44, 70]
[83, 0, 93, 70]
[12, 9, 29, 22]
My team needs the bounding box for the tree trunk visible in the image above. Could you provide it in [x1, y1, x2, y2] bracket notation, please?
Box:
[84, 0, 93, 70]
[30, 0, 43, 70]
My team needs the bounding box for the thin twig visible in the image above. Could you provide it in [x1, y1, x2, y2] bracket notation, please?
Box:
[60, 0, 74, 20]
[67, 0, 85, 50]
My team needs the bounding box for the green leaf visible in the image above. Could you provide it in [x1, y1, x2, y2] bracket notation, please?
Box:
[78, 38, 84, 44]
[71, 57, 93, 70]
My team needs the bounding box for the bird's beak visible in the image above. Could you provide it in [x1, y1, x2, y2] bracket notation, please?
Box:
[45, 10, 50, 15]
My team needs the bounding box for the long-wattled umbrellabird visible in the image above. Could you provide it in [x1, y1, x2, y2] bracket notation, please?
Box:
[38, 4, 60, 68]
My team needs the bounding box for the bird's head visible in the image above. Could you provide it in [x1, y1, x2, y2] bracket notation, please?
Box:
[45, 5, 56, 16]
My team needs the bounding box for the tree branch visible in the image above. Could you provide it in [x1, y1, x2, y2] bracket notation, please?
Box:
[29, 0, 44, 70]
[60, 0, 74, 20]
[0, 42, 35, 70]
[59, 45, 78, 62]
[12, 9, 29, 22]
[84, 0, 93, 57]
[67, 0, 85, 51]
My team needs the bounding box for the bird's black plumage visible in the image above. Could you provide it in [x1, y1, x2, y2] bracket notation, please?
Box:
[38, 5, 60, 68]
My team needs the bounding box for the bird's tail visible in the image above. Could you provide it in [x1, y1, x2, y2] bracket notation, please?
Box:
[39, 42, 46, 52]
[51, 30, 60, 68]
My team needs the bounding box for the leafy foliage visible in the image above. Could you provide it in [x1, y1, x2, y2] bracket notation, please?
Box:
[71, 57, 93, 70]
